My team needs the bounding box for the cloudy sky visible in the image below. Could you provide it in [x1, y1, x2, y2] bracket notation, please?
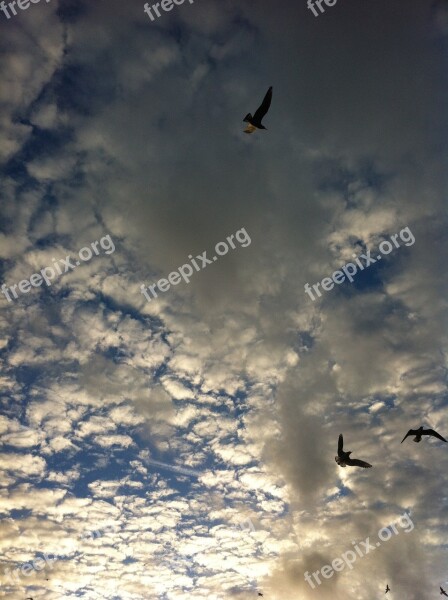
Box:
[1, 0, 448, 599]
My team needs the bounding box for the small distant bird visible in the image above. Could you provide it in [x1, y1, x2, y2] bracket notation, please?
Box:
[385, 584, 390, 593]
[258, 594, 263, 597]
[335, 434, 372, 468]
[401, 426, 447, 444]
[441, 586, 448, 596]
[243, 87, 273, 134]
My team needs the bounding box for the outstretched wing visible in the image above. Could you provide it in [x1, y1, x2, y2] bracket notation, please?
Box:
[345, 457, 372, 468]
[401, 429, 418, 443]
[425, 429, 447, 442]
[253, 87, 273, 122]
[338, 433, 344, 456]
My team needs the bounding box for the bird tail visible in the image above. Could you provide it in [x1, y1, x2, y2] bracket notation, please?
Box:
[243, 113, 252, 122]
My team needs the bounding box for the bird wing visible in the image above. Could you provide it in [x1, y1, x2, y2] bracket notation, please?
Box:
[338, 433, 344, 456]
[253, 87, 272, 122]
[345, 457, 372, 468]
[425, 429, 447, 442]
[401, 429, 418, 443]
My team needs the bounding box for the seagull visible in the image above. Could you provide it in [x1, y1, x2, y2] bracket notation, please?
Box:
[440, 586, 448, 596]
[335, 434, 372, 468]
[385, 584, 390, 593]
[401, 426, 447, 444]
[243, 87, 272, 134]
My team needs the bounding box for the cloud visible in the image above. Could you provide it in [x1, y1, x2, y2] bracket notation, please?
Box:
[0, 0, 447, 598]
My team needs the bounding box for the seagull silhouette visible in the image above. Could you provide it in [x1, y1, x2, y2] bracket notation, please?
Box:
[243, 87, 272, 134]
[441, 586, 448, 596]
[335, 434, 372, 468]
[385, 584, 390, 593]
[401, 426, 447, 443]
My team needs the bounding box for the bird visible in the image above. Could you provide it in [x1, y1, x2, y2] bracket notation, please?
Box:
[258, 594, 263, 597]
[401, 426, 447, 444]
[440, 586, 448, 596]
[243, 87, 273, 134]
[335, 434, 372, 468]
[385, 584, 390, 593]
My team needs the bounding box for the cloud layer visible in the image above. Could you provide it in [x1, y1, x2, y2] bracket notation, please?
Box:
[0, 0, 447, 599]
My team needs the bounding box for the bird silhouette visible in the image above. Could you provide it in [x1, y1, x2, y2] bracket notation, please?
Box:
[258, 594, 263, 597]
[441, 586, 448, 596]
[401, 426, 447, 443]
[385, 584, 390, 593]
[335, 434, 372, 468]
[243, 87, 273, 134]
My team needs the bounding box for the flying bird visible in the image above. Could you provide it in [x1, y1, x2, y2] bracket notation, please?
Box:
[335, 434, 372, 468]
[401, 426, 447, 444]
[243, 87, 273, 134]
[441, 586, 448, 596]
[385, 584, 390, 593]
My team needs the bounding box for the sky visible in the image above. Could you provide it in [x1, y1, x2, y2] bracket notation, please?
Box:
[0, 0, 448, 599]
